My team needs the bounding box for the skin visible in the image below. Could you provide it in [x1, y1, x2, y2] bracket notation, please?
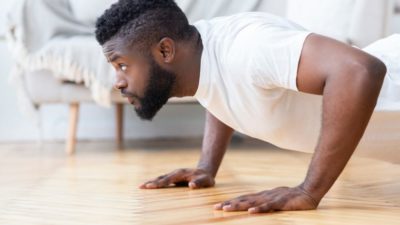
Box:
[101, 39, 165, 119]
[103, 32, 386, 214]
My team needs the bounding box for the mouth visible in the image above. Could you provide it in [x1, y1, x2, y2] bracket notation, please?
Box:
[126, 96, 141, 109]
[126, 96, 135, 105]
[122, 92, 136, 102]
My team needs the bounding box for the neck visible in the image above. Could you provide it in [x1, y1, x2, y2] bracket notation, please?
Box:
[171, 32, 203, 98]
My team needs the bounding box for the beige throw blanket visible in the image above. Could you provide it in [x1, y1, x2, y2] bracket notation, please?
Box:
[6, 0, 115, 114]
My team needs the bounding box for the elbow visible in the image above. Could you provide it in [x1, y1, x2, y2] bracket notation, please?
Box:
[353, 56, 386, 93]
[365, 56, 387, 84]
[349, 56, 387, 106]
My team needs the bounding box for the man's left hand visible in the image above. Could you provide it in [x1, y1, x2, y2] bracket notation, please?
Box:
[214, 186, 319, 214]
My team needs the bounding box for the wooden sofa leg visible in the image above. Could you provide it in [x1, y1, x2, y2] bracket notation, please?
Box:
[66, 102, 79, 155]
[115, 103, 124, 148]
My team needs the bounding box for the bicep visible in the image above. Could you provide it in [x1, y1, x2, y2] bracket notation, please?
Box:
[297, 34, 376, 95]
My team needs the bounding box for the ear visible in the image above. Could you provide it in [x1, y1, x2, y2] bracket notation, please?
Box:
[154, 37, 176, 64]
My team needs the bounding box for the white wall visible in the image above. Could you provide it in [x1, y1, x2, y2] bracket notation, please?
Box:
[392, 13, 400, 33]
[0, 2, 11, 35]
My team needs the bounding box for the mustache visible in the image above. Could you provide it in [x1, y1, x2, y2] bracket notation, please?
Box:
[120, 89, 138, 98]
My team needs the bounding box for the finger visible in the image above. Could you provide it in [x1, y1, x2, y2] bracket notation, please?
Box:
[139, 180, 158, 189]
[148, 176, 176, 188]
[221, 197, 259, 212]
[139, 174, 168, 189]
[248, 202, 276, 214]
[140, 175, 175, 189]
[139, 181, 159, 189]
[139, 183, 149, 189]
[222, 200, 253, 212]
[158, 170, 196, 188]
[213, 203, 223, 210]
[189, 174, 214, 189]
[188, 181, 197, 189]
[214, 200, 231, 210]
[214, 194, 257, 211]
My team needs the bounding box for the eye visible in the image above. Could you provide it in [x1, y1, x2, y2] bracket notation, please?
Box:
[118, 64, 128, 72]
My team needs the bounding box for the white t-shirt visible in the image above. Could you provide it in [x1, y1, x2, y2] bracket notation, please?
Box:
[193, 12, 400, 152]
[363, 34, 400, 111]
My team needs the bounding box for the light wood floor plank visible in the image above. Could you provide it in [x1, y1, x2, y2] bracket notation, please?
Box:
[0, 140, 398, 225]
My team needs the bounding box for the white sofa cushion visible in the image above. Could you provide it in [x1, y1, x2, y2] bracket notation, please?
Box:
[286, 0, 391, 47]
[286, 0, 355, 43]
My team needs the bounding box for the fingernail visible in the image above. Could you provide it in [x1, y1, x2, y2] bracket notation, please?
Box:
[223, 205, 231, 211]
[189, 182, 196, 189]
[248, 208, 257, 214]
[214, 203, 222, 209]
[146, 183, 156, 188]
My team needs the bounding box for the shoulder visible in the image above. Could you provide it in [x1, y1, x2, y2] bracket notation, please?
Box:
[297, 34, 386, 94]
[193, 12, 307, 35]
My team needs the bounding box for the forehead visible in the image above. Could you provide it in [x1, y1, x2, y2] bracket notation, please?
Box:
[102, 37, 133, 59]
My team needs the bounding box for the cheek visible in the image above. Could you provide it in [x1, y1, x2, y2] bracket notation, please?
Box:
[126, 70, 149, 95]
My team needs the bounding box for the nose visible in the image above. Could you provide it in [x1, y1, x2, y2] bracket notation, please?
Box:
[114, 75, 128, 90]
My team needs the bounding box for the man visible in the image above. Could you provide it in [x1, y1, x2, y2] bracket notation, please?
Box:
[95, 0, 398, 214]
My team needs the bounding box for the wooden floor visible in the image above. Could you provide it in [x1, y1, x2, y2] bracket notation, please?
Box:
[0, 139, 399, 225]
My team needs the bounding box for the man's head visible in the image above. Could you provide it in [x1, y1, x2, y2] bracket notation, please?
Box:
[95, 0, 195, 120]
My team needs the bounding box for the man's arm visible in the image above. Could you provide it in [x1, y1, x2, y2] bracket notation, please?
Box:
[297, 34, 386, 201]
[215, 34, 386, 213]
[140, 110, 233, 189]
[197, 110, 234, 178]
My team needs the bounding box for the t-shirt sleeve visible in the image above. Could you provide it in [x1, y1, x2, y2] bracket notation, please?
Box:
[249, 28, 312, 91]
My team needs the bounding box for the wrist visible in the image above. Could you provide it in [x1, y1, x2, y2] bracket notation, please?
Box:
[298, 182, 325, 204]
[196, 163, 217, 178]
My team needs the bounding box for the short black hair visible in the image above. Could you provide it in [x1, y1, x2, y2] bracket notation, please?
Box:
[95, 0, 195, 50]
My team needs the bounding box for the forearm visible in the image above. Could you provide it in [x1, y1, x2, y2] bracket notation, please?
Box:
[301, 60, 386, 200]
[197, 110, 234, 177]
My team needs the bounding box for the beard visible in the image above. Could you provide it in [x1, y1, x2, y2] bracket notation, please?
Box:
[134, 58, 176, 121]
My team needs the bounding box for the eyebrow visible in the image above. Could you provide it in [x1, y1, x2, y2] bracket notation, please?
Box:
[103, 43, 122, 63]
[108, 54, 121, 63]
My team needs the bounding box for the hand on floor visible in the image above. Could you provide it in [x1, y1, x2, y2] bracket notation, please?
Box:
[214, 186, 319, 214]
[139, 168, 215, 189]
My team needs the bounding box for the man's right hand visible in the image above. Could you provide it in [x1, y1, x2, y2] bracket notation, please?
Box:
[139, 168, 215, 189]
